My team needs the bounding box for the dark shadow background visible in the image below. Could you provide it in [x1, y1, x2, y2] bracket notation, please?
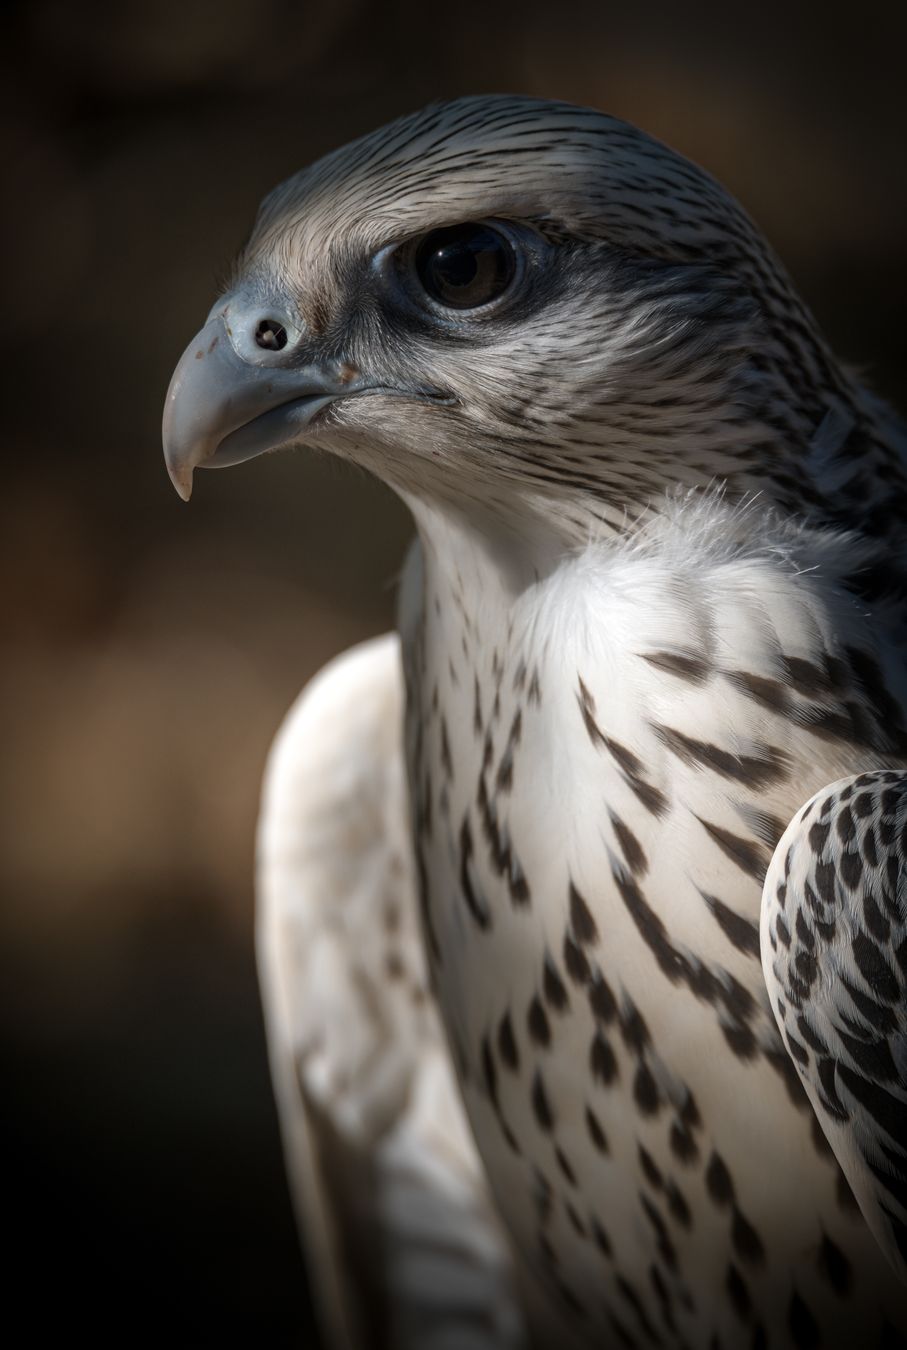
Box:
[3, 1, 905, 1343]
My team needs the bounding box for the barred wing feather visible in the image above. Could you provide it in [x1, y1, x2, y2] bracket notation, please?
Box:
[762, 770, 907, 1282]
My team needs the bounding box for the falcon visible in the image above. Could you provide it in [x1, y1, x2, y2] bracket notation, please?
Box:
[162, 96, 907, 1349]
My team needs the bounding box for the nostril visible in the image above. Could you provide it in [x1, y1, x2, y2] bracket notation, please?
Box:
[255, 318, 289, 351]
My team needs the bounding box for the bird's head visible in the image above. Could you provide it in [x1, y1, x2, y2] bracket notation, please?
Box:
[164, 96, 847, 538]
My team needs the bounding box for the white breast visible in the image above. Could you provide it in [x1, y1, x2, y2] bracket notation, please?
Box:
[401, 498, 907, 1347]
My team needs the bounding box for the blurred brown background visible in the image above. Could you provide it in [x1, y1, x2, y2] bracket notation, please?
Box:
[2, 1, 905, 1343]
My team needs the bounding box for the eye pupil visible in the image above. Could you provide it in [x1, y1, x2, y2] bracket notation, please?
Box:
[436, 245, 480, 290]
[415, 223, 516, 310]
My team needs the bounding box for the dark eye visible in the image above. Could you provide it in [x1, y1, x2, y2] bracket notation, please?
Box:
[413, 223, 517, 310]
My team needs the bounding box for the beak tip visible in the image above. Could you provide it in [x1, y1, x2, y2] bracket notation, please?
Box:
[167, 462, 194, 502]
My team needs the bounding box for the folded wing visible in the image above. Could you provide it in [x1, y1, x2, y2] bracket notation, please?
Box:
[761, 770, 907, 1281]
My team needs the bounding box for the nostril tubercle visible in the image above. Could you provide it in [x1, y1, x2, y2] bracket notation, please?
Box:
[254, 318, 289, 351]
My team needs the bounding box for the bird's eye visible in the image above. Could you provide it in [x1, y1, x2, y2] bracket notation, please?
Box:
[413, 223, 517, 310]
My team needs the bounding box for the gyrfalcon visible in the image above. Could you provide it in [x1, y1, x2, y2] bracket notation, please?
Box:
[162, 96, 907, 1349]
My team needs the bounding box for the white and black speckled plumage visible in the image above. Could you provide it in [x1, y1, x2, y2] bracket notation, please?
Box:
[171, 97, 907, 1348]
[763, 771, 907, 1283]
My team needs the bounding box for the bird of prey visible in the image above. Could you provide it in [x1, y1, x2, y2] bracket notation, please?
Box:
[163, 96, 907, 1349]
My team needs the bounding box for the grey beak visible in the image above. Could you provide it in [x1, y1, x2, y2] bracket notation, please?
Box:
[162, 299, 355, 501]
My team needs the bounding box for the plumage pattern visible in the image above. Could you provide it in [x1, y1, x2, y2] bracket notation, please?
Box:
[162, 96, 907, 1347]
[763, 771, 907, 1282]
[400, 495, 906, 1349]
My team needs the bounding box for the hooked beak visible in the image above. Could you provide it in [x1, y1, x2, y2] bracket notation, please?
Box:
[162, 294, 370, 501]
[163, 291, 456, 501]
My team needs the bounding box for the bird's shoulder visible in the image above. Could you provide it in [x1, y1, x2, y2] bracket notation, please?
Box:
[258, 631, 417, 974]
